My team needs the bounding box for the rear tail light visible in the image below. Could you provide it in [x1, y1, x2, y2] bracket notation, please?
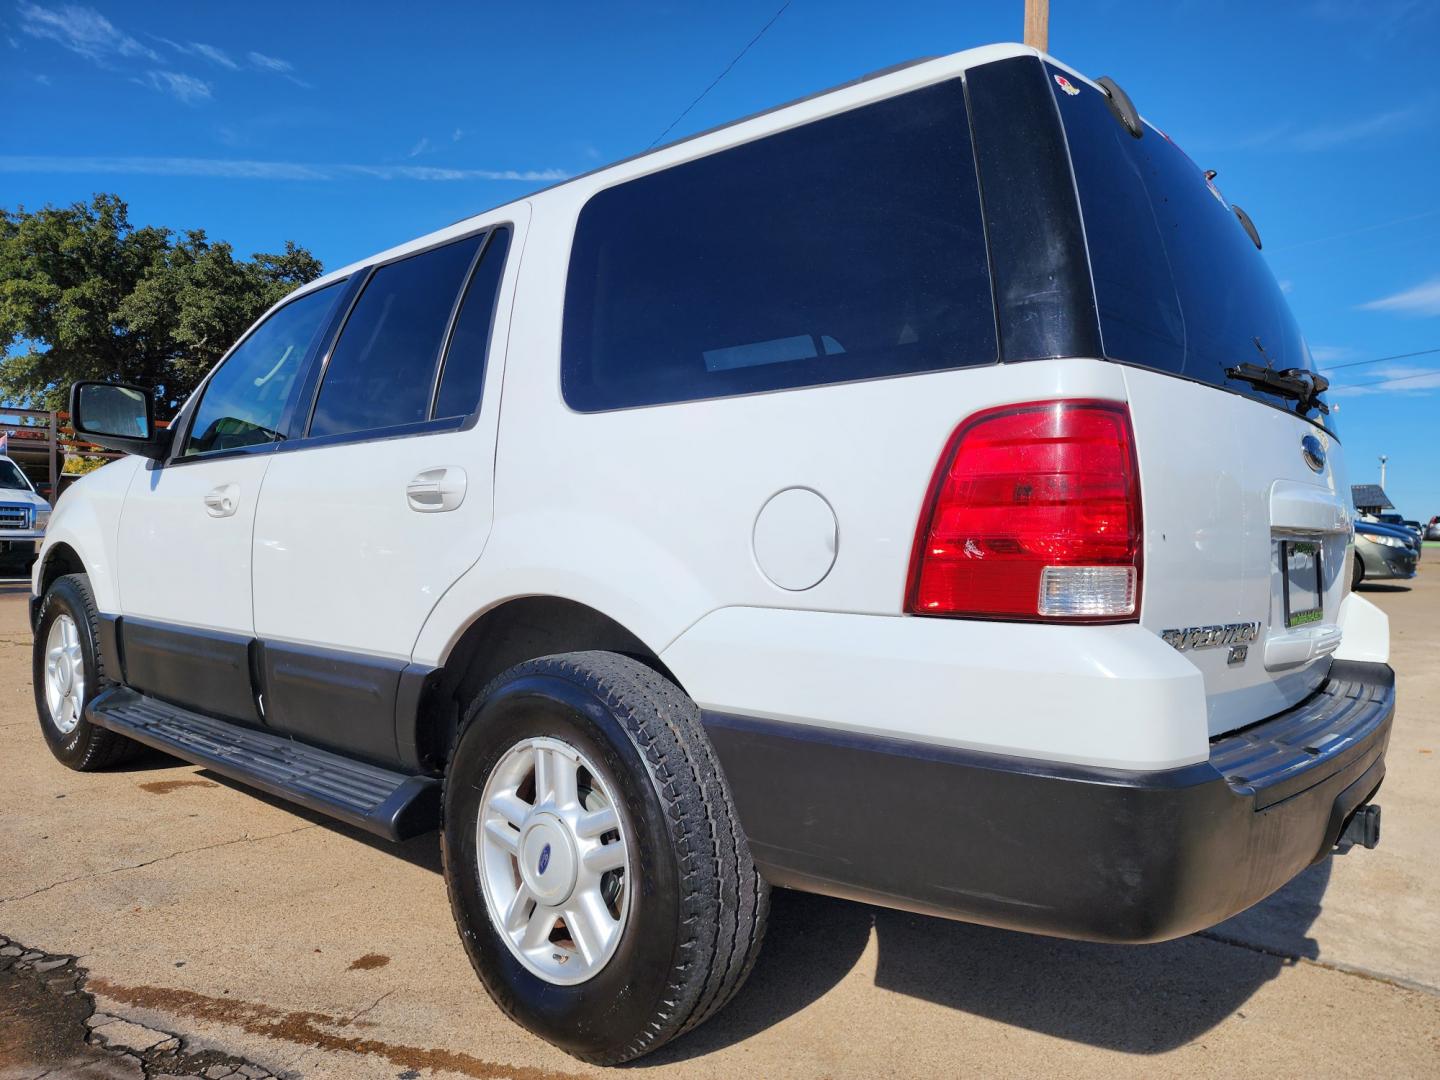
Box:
[905, 399, 1142, 622]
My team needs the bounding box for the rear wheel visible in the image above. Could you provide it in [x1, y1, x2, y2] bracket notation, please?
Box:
[32, 573, 141, 770]
[441, 651, 768, 1064]
[1352, 553, 1365, 590]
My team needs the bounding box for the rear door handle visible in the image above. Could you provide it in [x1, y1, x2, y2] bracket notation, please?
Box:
[407, 467, 467, 513]
[203, 483, 240, 518]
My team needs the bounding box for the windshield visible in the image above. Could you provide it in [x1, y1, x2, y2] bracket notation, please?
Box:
[0, 459, 32, 491]
[1045, 63, 1330, 429]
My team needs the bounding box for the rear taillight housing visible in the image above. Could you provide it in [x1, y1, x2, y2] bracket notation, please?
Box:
[905, 399, 1142, 622]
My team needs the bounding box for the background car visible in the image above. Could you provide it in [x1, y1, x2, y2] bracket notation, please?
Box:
[1354, 520, 1420, 587]
[0, 454, 49, 571]
[1425, 517, 1440, 541]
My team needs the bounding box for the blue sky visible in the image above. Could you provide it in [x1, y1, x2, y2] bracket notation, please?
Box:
[3, 1, 1438, 517]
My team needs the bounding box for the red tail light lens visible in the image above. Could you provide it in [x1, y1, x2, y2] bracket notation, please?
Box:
[906, 400, 1142, 622]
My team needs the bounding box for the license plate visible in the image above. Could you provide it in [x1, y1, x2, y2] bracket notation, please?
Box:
[1283, 541, 1323, 628]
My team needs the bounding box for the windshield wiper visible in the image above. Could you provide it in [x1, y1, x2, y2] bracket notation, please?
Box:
[1225, 361, 1330, 415]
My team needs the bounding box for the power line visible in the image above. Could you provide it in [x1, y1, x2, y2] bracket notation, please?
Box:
[1337, 366, 1440, 390]
[646, 2, 792, 150]
[1319, 345, 1440, 372]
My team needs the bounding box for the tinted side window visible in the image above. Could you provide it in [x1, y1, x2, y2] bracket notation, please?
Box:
[309, 235, 481, 438]
[562, 79, 994, 411]
[435, 227, 511, 420]
[183, 283, 341, 458]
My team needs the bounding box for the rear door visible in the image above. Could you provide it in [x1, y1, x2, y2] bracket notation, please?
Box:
[251, 218, 520, 763]
[115, 282, 344, 723]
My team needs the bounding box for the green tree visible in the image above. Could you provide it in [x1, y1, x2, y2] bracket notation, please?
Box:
[0, 193, 322, 414]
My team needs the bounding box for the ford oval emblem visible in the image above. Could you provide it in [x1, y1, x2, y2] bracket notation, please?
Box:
[537, 843, 551, 876]
[1301, 434, 1325, 473]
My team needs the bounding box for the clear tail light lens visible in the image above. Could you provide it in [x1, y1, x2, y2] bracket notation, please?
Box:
[906, 399, 1142, 622]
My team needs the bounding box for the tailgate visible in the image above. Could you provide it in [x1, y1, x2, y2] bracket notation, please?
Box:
[1125, 366, 1351, 735]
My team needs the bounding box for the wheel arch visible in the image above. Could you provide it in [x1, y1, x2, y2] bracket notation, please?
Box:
[407, 594, 682, 774]
[38, 541, 87, 594]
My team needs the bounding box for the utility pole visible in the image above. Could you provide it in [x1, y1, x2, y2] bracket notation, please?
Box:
[1024, 0, 1049, 51]
[1379, 454, 1388, 489]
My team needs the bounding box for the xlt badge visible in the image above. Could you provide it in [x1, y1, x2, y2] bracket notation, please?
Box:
[1161, 623, 1260, 652]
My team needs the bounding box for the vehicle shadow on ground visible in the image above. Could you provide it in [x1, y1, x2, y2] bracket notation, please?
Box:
[641, 860, 1333, 1064]
[1358, 583, 1412, 593]
[180, 770, 1334, 1060]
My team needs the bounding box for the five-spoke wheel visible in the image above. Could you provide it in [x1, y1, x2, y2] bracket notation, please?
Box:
[42, 612, 86, 735]
[477, 736, 630, 984]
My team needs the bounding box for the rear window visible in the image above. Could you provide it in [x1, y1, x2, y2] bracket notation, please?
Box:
[1047, 64, 1326, 422]
[562, 79, 995, 411]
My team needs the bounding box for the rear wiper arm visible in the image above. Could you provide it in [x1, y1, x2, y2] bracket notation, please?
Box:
[1225, 362, 1330, 415]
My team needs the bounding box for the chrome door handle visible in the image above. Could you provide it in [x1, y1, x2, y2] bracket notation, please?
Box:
[407, 467, 467, 513]
[203, 483, 240, 518]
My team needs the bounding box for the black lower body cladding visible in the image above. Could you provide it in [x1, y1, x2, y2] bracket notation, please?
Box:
[703, 660, 1393, 944]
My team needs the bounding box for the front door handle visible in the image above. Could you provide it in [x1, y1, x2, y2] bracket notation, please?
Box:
[203, 483, 240, 518]
[407, 467, 467, 513]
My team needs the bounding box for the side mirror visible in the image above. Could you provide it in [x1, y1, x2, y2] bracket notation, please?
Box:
[69, 382, 171, 461]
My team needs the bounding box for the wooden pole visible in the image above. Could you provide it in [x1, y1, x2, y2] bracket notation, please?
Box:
[1024, 0, 1049, 52]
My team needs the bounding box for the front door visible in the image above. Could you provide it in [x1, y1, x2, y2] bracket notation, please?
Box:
[116, 281, 346, 722]
[251, 220, 518, 763]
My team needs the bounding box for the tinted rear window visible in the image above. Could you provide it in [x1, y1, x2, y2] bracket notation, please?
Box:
[1048, 64, 1325, 420]
[562, 79, 995, 411]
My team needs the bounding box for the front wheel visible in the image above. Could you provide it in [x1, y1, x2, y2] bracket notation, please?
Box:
[32, 573, 141, 770]
[441, 651, 768, 1064]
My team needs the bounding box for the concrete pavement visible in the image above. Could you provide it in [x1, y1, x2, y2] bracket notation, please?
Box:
[1, 573, 1437, 1078]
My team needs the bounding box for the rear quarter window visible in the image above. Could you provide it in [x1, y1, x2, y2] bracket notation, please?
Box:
[561, 79, 995, 411]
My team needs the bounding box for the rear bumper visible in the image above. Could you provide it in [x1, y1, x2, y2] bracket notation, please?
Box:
[704, 659, 1393, 943]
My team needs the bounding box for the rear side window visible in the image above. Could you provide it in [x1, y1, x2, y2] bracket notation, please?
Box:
[183, 282, 341, 457]
[309, 234, 482, 438]
[562, 79, 995, 411]
[435, 227, 511, 420]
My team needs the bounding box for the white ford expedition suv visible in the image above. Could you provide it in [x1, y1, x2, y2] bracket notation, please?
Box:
[31, 44, 1393, 1064]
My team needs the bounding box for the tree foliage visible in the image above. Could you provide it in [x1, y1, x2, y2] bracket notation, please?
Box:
[0, 193, 322, 414]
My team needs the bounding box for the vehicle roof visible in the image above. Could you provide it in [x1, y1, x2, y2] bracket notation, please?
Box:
[295, 41, 1058, 298]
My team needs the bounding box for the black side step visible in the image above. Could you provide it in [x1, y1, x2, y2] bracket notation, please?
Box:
[86, 686, 439, 841]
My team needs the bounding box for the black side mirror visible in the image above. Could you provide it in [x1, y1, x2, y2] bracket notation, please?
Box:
[69, 382, 171, 461]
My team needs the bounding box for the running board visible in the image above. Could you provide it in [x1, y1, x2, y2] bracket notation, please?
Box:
[86, 686, 439, 841]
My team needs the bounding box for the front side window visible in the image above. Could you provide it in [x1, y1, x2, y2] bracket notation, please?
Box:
[562, 78, 995, 411]
[182, 283, 341, 458]
[0, 459, 32, 491]
[309, 235, 482, 439]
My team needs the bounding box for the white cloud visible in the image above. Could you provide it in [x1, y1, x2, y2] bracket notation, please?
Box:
[407, 137, 432, 158]
[1278, 279, 1294, 294]
[246, 49, 309, 87]
[247, 49, 291, 72]
[1329, 364, 1440, 396]
[1310, 345, 1356, 364]
[452, 128, 465, 142]
[1289, 104, 1425, 151]
[0, 154, 567, 183]
[17, 1, 158, 62]
[1359, 277, 1440, 316]
[154, 37, 238, 70]
[138, 70, 211, 105]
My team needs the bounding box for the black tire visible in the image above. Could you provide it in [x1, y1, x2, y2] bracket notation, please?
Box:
[441, 651, 769, 1064]
[1352, 553, 1365, 591]
[32, 573, 142, 771]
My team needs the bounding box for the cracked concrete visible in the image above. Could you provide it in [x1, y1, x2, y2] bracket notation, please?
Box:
[1, 575, 1439, 1077]
[0, 934, 276, 1080]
